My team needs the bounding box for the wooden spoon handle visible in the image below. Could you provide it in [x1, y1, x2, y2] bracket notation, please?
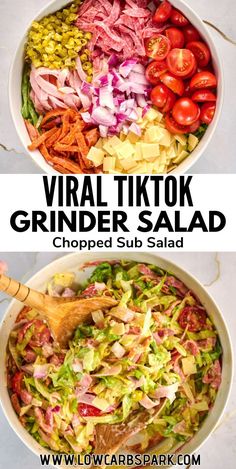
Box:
[0, 274, 45, 311]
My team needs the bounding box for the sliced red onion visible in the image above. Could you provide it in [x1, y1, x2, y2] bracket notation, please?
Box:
[81, 81, 93, 95]
[119, 58, 138, 78]
[98, 75, 110, 87]
[99, 86, 115, 109]
[111, 70, 125, 87]
[129, 71, 149, 86]
[127, 109, 139, 121]
[99, 125, 108, 138]
[142, 104, 151, 116]
[92, 106, 117, 126]
[81, 111, 92, 123]
[125, 98, 135, 109]
[132, 63, 146, 74]
[118, 82, 147, 94]
[117, 113, 129, 123]
[108, 54, 119, 67]
[129, 123, 142, 136]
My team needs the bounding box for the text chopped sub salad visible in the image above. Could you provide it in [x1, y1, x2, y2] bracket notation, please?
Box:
[22, 0, 218, 174]
[7, 260, 222, 455]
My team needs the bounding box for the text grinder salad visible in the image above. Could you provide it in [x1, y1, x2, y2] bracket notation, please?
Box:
[22, 0, 218, 174]
[7, 260, 222, 455]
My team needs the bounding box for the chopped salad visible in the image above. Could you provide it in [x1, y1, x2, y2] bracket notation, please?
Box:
[7, 260, 222, 455]
[22, 0, 217, 174]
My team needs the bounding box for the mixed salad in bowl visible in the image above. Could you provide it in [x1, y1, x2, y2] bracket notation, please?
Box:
[7, 259, 222, 455]
[21, 0, 218, 174]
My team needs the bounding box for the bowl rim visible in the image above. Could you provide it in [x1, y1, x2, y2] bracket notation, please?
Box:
[0, 252, 233, 465]
[8, 0, 224, 175]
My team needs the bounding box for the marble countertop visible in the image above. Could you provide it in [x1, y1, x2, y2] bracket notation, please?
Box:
[0, 0, 236, 173]
[0, 252, 235, 469]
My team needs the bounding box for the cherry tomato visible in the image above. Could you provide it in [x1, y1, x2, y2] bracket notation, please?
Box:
[170, 9, 189, 27]
[183, 25, 200, 43]
[167, 48, 196, 77]
[190, 71, 217, 90]
[183, 60, 197, 79]
[192, 89, 217, 102]
[160, 72, 184, 95]
[165, 27, 185, 48]
[172, 97, 200, 125]
[145, 35, 171, 60]
[145, 60, 167, 85]
[188, 119, 201, 132]
[151, 83, 176, 112]
[186, 41, 211, 67]
[200, 102, 216, 124]
[165, 113, 190, 134]
[78, 404, 103, 417]
[184, 81, 191, 97]
[178, 306, 207, 332]
[153, 0, 172, 23]
[11, 372, 24, 397]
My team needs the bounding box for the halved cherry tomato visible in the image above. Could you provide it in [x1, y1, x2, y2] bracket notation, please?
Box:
[11, 372, 24, 396]
[165, 27, 185, 48]
[165, 113, 190, 134]
[188, 119, 201, 132]
[153, 0, 172, 23]
[172, 97, 200, 126]
[78, 404, 102, 417]
[200, 102, 216, 124]
[190, 71, 217, 90]
[145, 60, 167, 85]
[186, 41, 211, 67]
[184, 81, 191, 97]
[178, 306, 207, 332]
[192, 89, 216, 102]
[167, 48, 196, 77]
[183, 60, 197, 79]
[183, 25, 200, 43]
[150, 84, 176, 112]
[170, 9, 189, 27]
[145, 35, 171, 60]
[160, 72, 184, 95]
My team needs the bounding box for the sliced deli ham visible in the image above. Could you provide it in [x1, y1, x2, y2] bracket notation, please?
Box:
[30, 67, 83, 114]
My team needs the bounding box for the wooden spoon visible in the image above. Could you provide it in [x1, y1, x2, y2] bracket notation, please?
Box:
[91, 399, 167, 469]
[0, 273, 117, 347]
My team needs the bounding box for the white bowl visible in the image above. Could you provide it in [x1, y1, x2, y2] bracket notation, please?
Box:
[0, 252, 233, 465]
[9, 0, 223, 174]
